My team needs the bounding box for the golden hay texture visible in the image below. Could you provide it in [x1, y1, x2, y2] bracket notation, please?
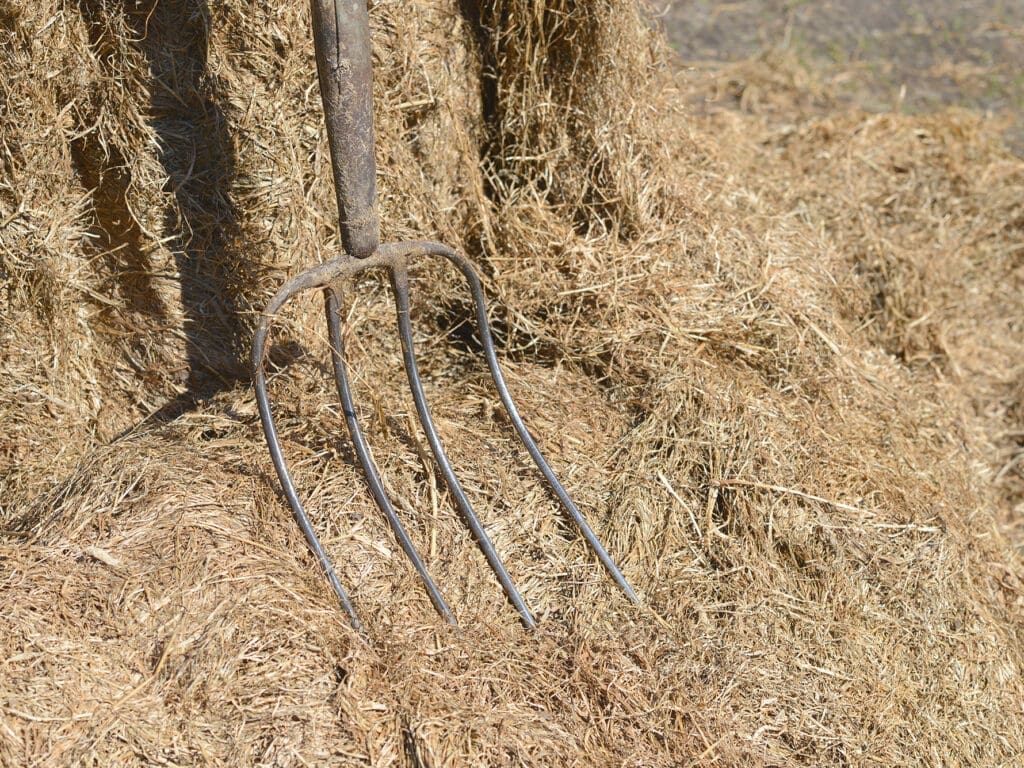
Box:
[2, 1, 1023, 765]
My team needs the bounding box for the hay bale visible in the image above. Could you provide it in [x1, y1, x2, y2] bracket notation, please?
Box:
[2, 1, 1023, 765]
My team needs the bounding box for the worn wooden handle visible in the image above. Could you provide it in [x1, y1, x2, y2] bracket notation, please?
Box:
[311, 0, 380, 258]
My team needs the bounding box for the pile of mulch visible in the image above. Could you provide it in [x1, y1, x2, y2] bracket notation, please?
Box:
[2, 1, 1022, 764]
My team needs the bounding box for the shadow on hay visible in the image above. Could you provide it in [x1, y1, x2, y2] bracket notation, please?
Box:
[75, 0, 247, 425]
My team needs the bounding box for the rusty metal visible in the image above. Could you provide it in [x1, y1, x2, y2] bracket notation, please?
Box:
[253, 0, 639, 630]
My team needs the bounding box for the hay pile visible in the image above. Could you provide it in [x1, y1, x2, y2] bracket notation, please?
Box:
[2, 1, 1023, 765]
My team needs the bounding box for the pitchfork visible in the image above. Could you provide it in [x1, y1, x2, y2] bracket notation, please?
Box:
[252, 0, 638, 631]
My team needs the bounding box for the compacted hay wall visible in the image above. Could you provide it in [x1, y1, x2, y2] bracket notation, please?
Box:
[2, 1, 1023, 766]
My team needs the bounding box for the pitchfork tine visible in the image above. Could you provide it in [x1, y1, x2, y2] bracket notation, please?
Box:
[254, 304, 364, 634]
[392, 264, 537, 629]
[326, 287, 459, 627]
[428, 245, 641, 605]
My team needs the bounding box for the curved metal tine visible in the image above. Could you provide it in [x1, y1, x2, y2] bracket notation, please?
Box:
[324, 285, 458, 627]
[428, 244, 640, 605]
[253, 299, 365, 634]
[391, 264, 537, 629]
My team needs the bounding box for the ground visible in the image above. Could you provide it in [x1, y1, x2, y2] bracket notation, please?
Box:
[654, 0, 1024, 152]
[3, 2, 1024, 764]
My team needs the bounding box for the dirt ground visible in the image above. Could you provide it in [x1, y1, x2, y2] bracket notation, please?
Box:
[654, 0, 1024, 152]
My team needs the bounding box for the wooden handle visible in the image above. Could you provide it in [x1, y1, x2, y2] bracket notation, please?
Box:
[311, 0, 380, 258]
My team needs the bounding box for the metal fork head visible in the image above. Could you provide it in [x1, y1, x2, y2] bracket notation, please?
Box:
[252, 240, 639, 632]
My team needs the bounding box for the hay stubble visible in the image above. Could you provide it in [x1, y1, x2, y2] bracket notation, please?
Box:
[2, 1, 1023, 765]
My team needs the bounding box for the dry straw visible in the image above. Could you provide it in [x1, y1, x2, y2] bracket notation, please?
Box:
[2, 1, 1023, 765]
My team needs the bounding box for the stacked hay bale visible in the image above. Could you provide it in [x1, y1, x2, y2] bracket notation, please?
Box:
[2, 1, 1022, 765]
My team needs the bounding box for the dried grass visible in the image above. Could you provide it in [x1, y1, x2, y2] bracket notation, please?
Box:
[2, 1, 1023, 765]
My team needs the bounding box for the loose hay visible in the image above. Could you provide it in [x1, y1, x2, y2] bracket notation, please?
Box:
[2, 1, 1023, 765]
